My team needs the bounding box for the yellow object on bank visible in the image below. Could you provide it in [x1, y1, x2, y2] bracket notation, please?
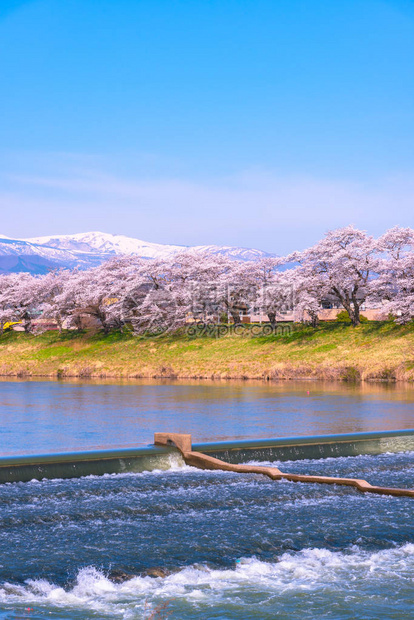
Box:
[3, 321, 22, 330]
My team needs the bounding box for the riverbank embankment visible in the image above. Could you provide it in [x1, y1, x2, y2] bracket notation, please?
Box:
[1, 322, 414, 382]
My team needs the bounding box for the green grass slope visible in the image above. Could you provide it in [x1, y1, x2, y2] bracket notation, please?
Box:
[1, 322, 414, 382]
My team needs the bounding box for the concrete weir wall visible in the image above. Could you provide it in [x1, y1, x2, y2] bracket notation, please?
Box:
[0, 429, 413, 484]
[195, 429, 414, 464]
[0, 445, 177, 484]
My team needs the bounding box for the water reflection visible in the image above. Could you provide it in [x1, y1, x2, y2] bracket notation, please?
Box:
[0, 378, 413, 456]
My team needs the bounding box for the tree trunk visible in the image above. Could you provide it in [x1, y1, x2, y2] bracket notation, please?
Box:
[267, 312, 277, 326]
[351, 305, 361, 327]
[350, 289, 362, 327]
[55, 315, 63, 333]
[309, 310, 319, 328]
[72, 314, 83, 331]
[230, 310, 241, 325]
[342, 301, 360, 327]
[223, 299, 241, 325]
[331, 287, 361, 327]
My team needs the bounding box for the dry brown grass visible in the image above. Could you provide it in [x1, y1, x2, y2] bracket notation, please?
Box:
[0, 322, 414, 382]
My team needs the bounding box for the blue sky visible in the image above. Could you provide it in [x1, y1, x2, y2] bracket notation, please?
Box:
[0, 0, 413, 252]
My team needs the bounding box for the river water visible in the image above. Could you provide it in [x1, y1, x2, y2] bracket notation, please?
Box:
[1, 378, 414, 455]
[0, 379, 413, 619]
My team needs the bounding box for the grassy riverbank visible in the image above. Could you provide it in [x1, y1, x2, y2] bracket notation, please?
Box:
[1, 322, 414, 382]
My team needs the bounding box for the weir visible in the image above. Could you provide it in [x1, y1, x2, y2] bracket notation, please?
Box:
[154, 432, 414, 498]
[0, 429, 413, 485]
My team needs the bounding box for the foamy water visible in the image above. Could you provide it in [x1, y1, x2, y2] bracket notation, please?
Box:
[0, 452, 413, 618]
[1, 545, 414, 619]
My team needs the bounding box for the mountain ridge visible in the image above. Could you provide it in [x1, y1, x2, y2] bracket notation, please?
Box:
[0, 231, 274, 274]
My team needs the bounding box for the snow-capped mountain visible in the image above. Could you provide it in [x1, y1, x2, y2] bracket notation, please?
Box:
[0, 235, 102, 274]
[24, 232, 187, 260]
[0, 231, 274, 274]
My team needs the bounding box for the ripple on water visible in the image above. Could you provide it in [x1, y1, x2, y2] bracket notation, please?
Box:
[0, 452, 413, 619]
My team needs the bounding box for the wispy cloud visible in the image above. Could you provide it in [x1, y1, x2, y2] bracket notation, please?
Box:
[2, 154, 413, 253]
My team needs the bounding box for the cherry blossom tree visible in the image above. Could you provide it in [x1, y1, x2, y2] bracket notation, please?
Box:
[2, 272, 42, 332]
[0, 274, 20, 333]
[73, 259, 137, 333]
[36, 269, 84, 331]
[2, 225, 414, 336]
[291, 226, 379, 326]
[375, 226, 414, 323]
[290, 268, 326, 327]
[117, 256, 182, 335]
[252, 258, 294, 325]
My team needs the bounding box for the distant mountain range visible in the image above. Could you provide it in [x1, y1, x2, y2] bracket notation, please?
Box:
[0, 232, 274, 274]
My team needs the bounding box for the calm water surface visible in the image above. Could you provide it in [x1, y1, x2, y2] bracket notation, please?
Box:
[0, 379, 413, 619]
[0, 378, 414, 455]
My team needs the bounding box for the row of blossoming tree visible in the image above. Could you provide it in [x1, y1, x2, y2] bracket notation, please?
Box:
[0, 226, 413, 335]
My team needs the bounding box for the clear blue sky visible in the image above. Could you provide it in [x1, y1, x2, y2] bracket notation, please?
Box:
[1, 0, 413, 252]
